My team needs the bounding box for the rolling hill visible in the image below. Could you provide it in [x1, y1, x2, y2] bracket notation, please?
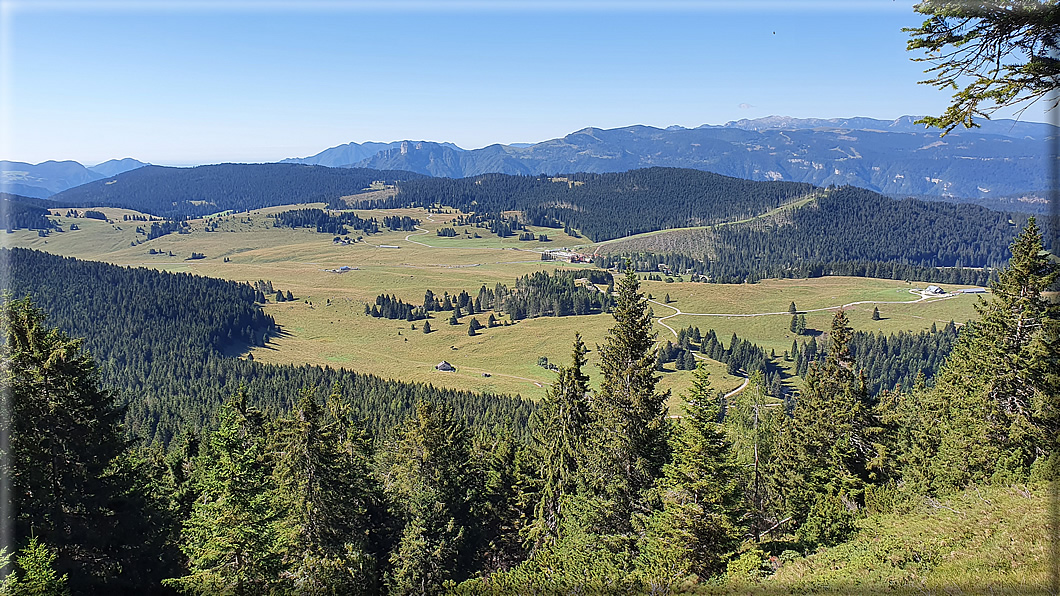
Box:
[49, 163, 428, 218]
[0, 158, 149, 197]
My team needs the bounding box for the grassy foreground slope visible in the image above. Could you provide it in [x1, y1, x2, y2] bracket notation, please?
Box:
[719, 484, 1051, 595]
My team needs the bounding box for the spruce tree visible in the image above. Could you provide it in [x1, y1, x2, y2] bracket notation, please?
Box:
[789, 301, 797, 315]
[635, 364, 745, 587]
[770, 310, 877, 536]
[526, 334, 592, 552]
[901, 218, 1060, 489]
[0, 298, 152, 589]
[384, 402, 480, 594]
[2, 538, 69, 596]
[271, 388, 383, 592]
[166, 390, 282, 595]
[588, 265, 670, 531]
[871, 306, 881, 321]
[683, 351, 697, 371]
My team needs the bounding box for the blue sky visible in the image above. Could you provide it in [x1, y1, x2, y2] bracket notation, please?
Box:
[0, 1, 1048, 166]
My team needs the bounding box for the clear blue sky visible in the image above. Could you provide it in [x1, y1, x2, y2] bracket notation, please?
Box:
[0, 1, 1047, 166]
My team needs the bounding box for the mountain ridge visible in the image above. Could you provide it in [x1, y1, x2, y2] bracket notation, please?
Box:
[1, 158, 150, 197]
[345, 117, 1051, 198]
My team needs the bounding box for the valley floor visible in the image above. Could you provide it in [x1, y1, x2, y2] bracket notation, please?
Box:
[6, 204, 982, 402]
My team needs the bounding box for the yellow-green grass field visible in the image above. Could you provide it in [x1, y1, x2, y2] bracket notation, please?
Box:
[643, 276, 983, 359]
[3, 206, 983, 403]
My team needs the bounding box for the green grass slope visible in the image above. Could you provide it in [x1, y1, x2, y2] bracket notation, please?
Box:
[720, 484, 1052, 595]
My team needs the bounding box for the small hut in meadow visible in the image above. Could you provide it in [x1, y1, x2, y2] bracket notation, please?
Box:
[436, 361, 455, 372]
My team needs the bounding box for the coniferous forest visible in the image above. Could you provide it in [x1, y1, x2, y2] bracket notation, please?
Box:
[1, 218, 1056, 594]
[592, 186, 1043, 284]
[48, 164, 428, 219]
[0, 194, 59, 232]
[365, 167, 816, 241]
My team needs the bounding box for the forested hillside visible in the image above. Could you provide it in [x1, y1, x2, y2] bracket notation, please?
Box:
[0, 193, 59, 231]
[49, 163, 427, 219]
[596, 186, 1038, 284]
[2, 248, 533, 444]
[369, 167, 815, 241]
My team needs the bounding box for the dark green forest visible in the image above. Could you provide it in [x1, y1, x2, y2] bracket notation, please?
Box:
[48, 164, 427, 219]
[790, 323, 960, 396]
[369, 270, 616, 324]
[2, 218, 1056, 594]
[367, 167, 816, 241]
[597, 250, 1000, 285]
[272, 207, 383, 235]
[0, 194, 58, 232]
[593, 186, 1044, 284]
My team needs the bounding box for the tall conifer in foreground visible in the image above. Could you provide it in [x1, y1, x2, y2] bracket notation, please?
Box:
[0, 298, 171, 591]
[899, 217, 1060, 491]
[166, 390, 282, 595]
[635, 363, 745, 588]
[383, 402, 479, 595]
[588, 265, 670, 532]
[271, 388, 383, 593]
[526, 334, 591, 551]
[771, 310, 876, 542]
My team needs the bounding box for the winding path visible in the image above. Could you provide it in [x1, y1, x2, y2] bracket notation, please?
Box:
[649, 298, 750, 398]
[648, 289, 961, 399]
[404, 212, 436, 247]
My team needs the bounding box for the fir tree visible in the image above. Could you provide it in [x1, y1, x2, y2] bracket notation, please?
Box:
[166, 390, 282, 595]
[383, 402, 480, 594]
[770, 310, 877, 537]
[271, 388, 383, 592]
[0, 298, 148, 589]
[1, 538, 69, 596]
[635, 363, 745, 588]
[526, 334, 591, 551]
[871, 306, 881, 321]
[587, 265, 670, 532]
[900, 218, 1060, 490]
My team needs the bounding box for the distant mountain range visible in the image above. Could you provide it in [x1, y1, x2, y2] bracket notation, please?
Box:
[0, 158, 148, 198]
[337, 117, 1052, 201]
[5, 115, 1054, 208]
[281, 140, 463, 168]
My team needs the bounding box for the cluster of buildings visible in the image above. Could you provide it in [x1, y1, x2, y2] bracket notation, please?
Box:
[542, 249, 593, 263]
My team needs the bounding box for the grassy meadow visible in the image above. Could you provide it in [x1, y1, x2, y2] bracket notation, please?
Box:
[4, 205, 984, 402]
